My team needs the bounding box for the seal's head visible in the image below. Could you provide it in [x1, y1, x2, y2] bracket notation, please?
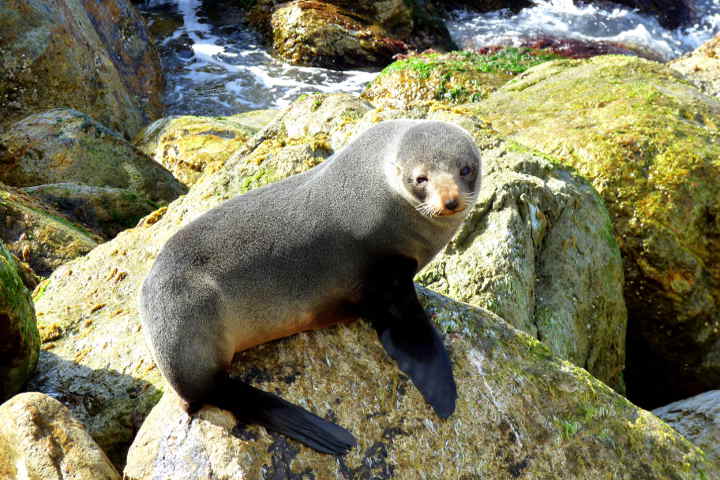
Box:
[386, 121, 481, 218]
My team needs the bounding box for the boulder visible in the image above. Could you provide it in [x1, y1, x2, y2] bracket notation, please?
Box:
[0, 0, 163, 138]
[0, 240, 38, 402]
[123, 287, 714, 479]
[653, 390, 720, 465]
[27, 93, 637, 468]
[0, 183, 100, 277]
[416, 113, 626, 391]
[0, 392, 120, 480]
[475, 54, 720, 408]
[251, 0, 454, 69]
[133, 110, 279, 186]
[0, 109, 186, 205]
[22, 183, 158, 240]
[362, 49, 559, 109]
[670, 35, 720, 98]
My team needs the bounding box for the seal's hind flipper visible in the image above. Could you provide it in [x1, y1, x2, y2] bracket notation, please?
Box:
[212, 374, 357, 455]
[361, 256, 458, 419]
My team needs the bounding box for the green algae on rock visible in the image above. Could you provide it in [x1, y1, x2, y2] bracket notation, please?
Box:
[0, 240, 39, 403]
[125, 288, 714, 479]
[475, 54, 720, 408]
[362, 49, 561, 109]
[0, 109, 186, 204]
[22, 183, 158, 240]
[0, 184, 101, 277]
[133, 110, 280, 186]
[0, 0, 163, 138]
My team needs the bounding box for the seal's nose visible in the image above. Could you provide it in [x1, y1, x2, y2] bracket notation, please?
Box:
[445, 199, 459, 211]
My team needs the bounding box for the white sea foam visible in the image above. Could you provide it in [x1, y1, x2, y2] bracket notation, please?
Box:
[447, 0, 720, 61]
[141, 0, 719, 117]
[141, 0, 378, 116]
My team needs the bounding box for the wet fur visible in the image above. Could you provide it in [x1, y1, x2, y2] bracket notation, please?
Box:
[139, 120, 481, 454]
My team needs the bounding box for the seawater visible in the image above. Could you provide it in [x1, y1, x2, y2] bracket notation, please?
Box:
[140, 0, 720, 117]
[140, 0, 377, 116]
[447, 0, 720, 61]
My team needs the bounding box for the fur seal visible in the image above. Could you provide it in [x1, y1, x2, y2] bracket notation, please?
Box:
[139, 119, 481, 454]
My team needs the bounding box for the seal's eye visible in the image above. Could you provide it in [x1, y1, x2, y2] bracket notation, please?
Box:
[460, 166, 472, 176]
[416, 175, 428, 185]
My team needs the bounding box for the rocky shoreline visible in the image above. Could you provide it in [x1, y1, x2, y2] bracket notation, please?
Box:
[1, 0, 719, 478]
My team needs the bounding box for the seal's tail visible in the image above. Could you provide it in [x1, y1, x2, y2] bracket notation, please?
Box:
[210, 374, 357, 455]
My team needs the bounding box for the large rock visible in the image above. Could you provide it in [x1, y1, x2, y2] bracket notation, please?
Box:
[475, 55, 720, 408]
[0, 392, 120, 480]
[133, 110, 280, 186]
[670, 35, 720, 98]
[123, 287, 714, 479]
[416, 113, 626, 391]
[0, 240, 38, 402]
[253, 0, 454, 69]
[0, 109, 186, 205]
[653, 390, 720, 465]
[362, 49, 559, 109]
[0, 183, 100, 277]
[0, 0, 163, 138]
[27, 93, 637, 468]
[22, 183, 158, 239]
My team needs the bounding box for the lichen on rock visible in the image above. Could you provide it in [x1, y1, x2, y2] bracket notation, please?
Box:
[124, 288, 714, 479]
[0, 0, 163, 138]
[0, 183, 101, 277]
[0, 109, 186, 205]
[134, 110, 279, 186]
[416, 115, 627, 391]
[251, 0, 454, 69]
[0, 392, 120, 480]
[474, 54, 720, 408]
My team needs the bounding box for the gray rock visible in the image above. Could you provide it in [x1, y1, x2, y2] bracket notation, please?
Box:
[0, 392, 120, 480]
[417, 118, 626, 391]
[654, 390, 720, 465]
[0, 109, 186, 205]
[0, 0, 163, 138]
[124, 288, 713, 479]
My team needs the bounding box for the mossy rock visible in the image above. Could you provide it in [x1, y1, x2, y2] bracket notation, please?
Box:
[362, 48, 561, 109]
[0, 183, 100, 277]
[474, 54, 720, 407]
[254, 0, 454, 69]
[22, 183, 158, 240]
[0, 109, 186, 204]
[0, 0, 163, 138]
[0, 241, 39, 403]
[133, 110, 279, 186]
[417, 114, 627, 391]
[125, 288, 715, 479]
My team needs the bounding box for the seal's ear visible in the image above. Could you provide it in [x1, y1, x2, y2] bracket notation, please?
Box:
[389, 161, 402, 177]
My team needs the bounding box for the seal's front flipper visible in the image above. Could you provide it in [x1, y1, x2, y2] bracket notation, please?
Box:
[212, 374, 357, 455]
[362, 257, 457, 419]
